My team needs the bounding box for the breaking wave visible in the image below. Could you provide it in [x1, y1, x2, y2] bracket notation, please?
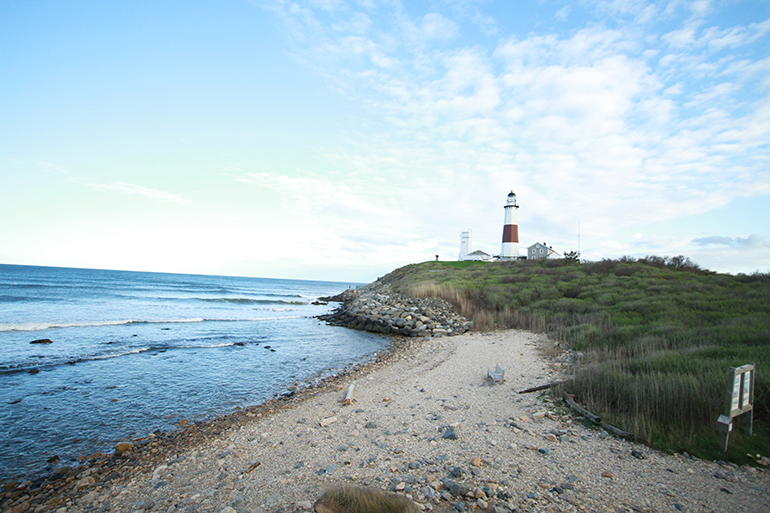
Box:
[0, 315, 307, 333]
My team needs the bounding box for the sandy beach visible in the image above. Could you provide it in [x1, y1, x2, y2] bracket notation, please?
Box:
[4, 329, 769, 513]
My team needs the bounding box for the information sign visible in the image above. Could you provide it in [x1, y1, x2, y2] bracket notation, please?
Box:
[719, 363, 755, 452]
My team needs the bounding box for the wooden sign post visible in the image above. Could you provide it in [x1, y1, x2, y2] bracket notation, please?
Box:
[717, 363, 755, 452]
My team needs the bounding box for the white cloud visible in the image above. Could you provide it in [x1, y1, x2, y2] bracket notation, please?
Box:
[694, 234, 770, 248]
[89, 182, 192, 205]
[2, 1, 768, 280]
[332, 12, 371, 34]
[692, 235, 734, 246]
[402, 13, 458, 44]
[257, 0, 770, 273]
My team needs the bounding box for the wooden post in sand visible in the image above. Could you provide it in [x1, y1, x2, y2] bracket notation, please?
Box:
[343, 384, 355, 405]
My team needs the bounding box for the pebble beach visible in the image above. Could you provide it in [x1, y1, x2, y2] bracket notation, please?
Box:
[4, 328, 768, 513]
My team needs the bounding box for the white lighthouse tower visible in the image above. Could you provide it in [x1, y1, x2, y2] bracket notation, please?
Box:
[459, 230, 472, 260]
[500, 191, 519, 260]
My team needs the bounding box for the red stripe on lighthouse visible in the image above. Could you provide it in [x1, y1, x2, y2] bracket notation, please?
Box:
[503, 225, 518, 243]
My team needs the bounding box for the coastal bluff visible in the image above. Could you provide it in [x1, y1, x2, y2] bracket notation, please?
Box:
[317, 282, 472, 337]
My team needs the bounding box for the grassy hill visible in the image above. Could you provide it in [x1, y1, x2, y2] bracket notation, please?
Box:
[378, 256, 770, 464]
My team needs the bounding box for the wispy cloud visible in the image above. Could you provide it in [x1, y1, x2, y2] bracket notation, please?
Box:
[693, 234, 770, 248]
[89, 182, 192, 205]
[265, 0, 770, 258]
[7, 158, 72, 175]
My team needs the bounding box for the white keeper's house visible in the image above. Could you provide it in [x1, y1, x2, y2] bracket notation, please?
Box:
[527, 242, 561, 260]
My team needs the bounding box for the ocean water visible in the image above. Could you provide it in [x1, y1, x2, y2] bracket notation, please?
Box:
[0, 264, 385, 480]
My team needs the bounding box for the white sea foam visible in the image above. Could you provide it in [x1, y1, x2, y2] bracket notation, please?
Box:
[89, 346, 153, 360]
[0, 318, 206, 332]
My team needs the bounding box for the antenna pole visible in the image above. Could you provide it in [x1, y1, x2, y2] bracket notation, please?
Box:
[578, 221, 581, 258]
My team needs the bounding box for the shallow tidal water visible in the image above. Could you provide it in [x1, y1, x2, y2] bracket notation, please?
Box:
[0, 264, 386, 480]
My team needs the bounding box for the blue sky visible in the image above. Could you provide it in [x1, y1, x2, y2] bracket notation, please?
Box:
[1, 0, 769, 282]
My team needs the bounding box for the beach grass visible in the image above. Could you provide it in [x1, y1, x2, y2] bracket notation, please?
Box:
[380, 257, 770, 464]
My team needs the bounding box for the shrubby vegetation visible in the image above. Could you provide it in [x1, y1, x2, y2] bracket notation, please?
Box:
[380, 256, 770, 463]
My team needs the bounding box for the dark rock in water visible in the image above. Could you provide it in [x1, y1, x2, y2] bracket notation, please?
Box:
[235, 342, 245, 346]
[161, 328, 170, 330]
[48, 467, 72, 480]
[47, 455, 60, 464]
[27, 368, 40, 374]
[264, 346, 271, 349]
[30, 339, 53, 344]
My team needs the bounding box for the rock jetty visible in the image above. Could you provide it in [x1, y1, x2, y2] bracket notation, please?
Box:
[318, 283, 472, 337]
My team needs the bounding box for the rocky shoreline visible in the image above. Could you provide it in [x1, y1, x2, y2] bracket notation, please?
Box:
[317, 282, 472, 337]
[2, 284, 768, 513]
[0, 308, 430, 513]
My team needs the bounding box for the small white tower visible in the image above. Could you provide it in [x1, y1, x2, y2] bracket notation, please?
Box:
[459, 230, 472, 260]
[500, 191, 519, 260]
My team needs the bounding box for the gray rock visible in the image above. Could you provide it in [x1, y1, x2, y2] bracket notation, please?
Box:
[135, 499, 154, 510]
[442, 480, 470, 498]
[421, 486, 436, 500]
[78, 491, 98, 506]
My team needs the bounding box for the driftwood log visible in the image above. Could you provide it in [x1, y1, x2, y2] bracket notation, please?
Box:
[563, 392, 601, 423]
[563, 392, 636, 441]
[518, 381, 567, 394]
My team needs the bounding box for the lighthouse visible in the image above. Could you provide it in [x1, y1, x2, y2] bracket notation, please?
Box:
[500, 191, 519, 260]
